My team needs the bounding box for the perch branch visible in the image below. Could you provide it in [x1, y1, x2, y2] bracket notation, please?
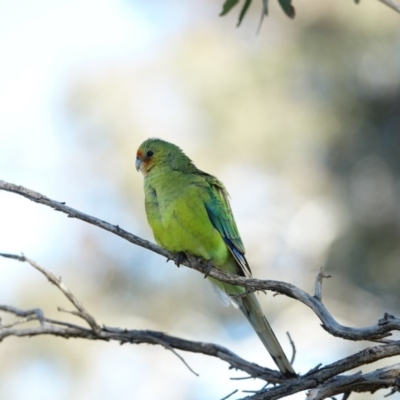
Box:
[0, 252, 286, 383]
[2, 253, 400, 399]
[1, 180, 400, 344]
[2, 177, 400, 398]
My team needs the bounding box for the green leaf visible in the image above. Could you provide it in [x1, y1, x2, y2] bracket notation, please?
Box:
[220, 0, 240, 16]
[262, 0, 269, 15]
[237, 0, 252, 26]
[256, 0, 268, 32]
[278, 0, 295, 18]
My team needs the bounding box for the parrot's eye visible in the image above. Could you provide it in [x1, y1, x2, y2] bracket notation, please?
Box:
[146, 151, 154, 157]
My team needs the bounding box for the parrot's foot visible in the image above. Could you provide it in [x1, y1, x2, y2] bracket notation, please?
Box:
[203, 260, 213, 279]
[175, 251, 187, 267]
[165, 252, 186, 267]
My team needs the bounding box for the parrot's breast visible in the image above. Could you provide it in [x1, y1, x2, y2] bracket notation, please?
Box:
[144, 171, 229, 265]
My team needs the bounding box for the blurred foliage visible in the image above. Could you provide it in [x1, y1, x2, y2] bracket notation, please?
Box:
[219, 0, 400, 26]
[220, 0, 295, 26]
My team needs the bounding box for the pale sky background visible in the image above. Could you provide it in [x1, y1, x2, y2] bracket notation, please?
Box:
[1, 1, 400, 399]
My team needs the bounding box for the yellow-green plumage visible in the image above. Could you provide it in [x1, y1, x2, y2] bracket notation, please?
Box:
[136, 138, 296, 378]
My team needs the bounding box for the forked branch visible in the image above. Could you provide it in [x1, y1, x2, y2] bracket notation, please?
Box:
[1, 180, 400, 399]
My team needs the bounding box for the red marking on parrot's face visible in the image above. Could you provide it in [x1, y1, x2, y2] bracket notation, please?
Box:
[136, 148, 155, 175]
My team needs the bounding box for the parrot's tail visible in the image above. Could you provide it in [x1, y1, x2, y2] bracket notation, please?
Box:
[236, 293, 296, 378]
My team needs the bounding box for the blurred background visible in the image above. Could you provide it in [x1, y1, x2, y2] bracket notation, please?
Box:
[0, 1, 400, 399]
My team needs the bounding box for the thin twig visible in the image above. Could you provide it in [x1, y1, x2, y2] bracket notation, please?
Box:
[286, 332, 296, 365]
[220, 389, 238, 400]
[230, 376, 253, 380]
[1, 252, 101, 333]
[147, 335, 199, 377]
[0, 304, 44, 321]
[314, 266, 331, 301]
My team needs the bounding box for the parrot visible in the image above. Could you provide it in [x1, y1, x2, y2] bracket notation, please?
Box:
[135, 138, 296, 378]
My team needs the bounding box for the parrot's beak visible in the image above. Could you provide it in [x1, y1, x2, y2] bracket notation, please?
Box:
[135, 157, 142, 172]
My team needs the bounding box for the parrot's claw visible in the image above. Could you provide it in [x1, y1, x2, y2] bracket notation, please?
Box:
[203, 260, 213, 279]
[175, 252, 187, 267]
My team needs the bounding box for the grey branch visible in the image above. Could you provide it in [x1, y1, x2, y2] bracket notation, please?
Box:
[306, 364, 400, 400]
[1, 253, 100, 333]
[2, 253, 400, 400]
[1, 179, 400, 399]
[314, 266, 331, 302]
[0, 180, 399, 343]
[0, 253, 282, 382]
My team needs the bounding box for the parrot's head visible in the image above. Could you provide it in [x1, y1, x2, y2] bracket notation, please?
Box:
[136, 138, 196, 176]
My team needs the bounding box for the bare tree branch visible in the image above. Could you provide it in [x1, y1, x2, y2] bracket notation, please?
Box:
[314, 266, 331, 302]
[0, 253, 286, 383]
[1, 253, 101, 333]
[0, 179, 167, 258]
[242, 345, 400, 399]
[305, 364, 400, 400]
[2, 179, 400, 399]
[221, 389, 239, 400]
[0, 252, 291, 381]
[1, 180, 400, 345]
[2, 253, 400, 399]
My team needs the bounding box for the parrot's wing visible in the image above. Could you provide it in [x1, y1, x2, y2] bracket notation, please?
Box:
[196, 171, 252, 278]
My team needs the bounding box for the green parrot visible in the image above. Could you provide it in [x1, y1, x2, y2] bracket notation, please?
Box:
[136, 138, 296, 378]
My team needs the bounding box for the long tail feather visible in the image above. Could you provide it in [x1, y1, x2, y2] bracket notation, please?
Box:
[236, 293, 296, 378]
